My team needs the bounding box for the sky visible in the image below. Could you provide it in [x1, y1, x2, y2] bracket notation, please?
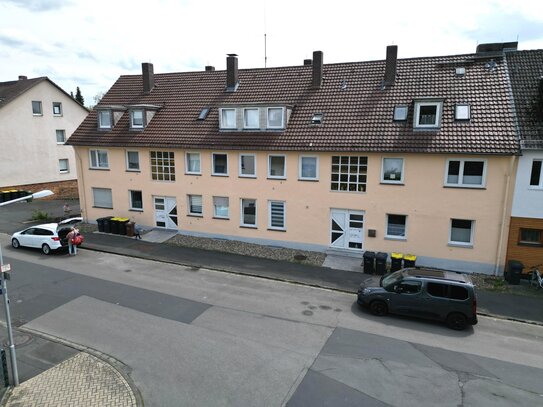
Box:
[1, 0, 543, 106]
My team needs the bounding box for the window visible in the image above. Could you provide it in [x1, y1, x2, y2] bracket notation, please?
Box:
[98, 110, 112, 129]
[393, 105, 408, 121]
[268, 201, 285, 230]
[331, 156, 368, 192]
[446, 159, 486, 187]
[239, 154, 256, 177]
[244, 108, 259, 129]
[92, 187, 113, 208]
[53, 102, 62, 116]
[59, 159, 69, 173]
[213, 196, 229, 218]
[186, 152, 201, 174]
[455, 104, 470, 120]
[299, 156, 318, 180]
[89, 149, 109, 169]
[131, 109, 144, 128]
[126, 151, 140, 171]
[519, 228, 543, 246]
[386, 214, 406, 239]
[311, 113, 323, 125]
[530, 160, 543, 188]
[449, 285, 468, 300]
[267, 107, 284, 129]
[150, 151, 175, 181]
[129, 190, 143, 210]
[268, 155, 286, 178]
[198, 107, 210, 120]
[414, 101, 442, 128]
[382, 158, 404, 183]
[220, 108, 236, 129]
[427, 282, 449, 298]
[32, 101, 42, 115]
[56, 129, 66, 144]
[450, 219, 474, 246]
[188, 195, 203, 216]
[397, 281, 421, 294]
[212, 153, 228, 175]
[241, 198, 257, 227]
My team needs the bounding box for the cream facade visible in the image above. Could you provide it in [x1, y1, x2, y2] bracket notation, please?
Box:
[0, 79, 87, 188]
[75, 146, 515, 274]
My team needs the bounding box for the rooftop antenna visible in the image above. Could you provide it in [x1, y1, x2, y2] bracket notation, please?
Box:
[263, 0, 268, 67]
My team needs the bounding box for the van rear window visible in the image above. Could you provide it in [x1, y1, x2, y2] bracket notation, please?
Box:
[427, 282, 448, 298]
[449, 285, 469, 300]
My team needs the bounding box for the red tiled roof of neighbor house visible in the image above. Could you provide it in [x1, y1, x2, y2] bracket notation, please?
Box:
[68, 49, 520, 154]
[505, 49, 543, 150]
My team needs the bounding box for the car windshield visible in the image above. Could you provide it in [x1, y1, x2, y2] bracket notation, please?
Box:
[381, 271, 403, 291]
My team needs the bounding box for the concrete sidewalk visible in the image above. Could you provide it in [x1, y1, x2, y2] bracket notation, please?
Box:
[81, 231, 543, 325]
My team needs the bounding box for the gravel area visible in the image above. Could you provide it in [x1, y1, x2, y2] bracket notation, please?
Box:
[470, 272, 542, 297]
[167, 234, 326, 266]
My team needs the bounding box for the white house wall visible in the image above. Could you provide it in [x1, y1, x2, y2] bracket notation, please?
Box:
[511, 150, 543, 218]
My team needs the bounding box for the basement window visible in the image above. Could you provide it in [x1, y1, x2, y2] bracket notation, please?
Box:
[311, 113, 323, 125]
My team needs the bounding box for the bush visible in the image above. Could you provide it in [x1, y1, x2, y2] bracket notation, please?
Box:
[31, 210, 49, 221]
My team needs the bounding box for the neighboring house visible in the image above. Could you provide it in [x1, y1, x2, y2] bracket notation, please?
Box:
[505, 49, 543, 272]
[68, 43, 521, 275]
[0, 76, 88, 198]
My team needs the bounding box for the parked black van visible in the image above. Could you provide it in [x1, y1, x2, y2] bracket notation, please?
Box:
[357, 268, 478, 330]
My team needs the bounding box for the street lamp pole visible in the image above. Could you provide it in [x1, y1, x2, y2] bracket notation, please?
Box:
[0, 189, 53, 386]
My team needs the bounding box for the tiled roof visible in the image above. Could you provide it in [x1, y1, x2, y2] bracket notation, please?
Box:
[0, 77, 47, 109]
[69, 52, 520, 154]
[505, 50, 543, 150]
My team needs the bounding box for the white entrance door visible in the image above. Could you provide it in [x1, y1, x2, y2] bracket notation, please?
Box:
[330, 209, 364, 250]
[154, 197, 178, 229]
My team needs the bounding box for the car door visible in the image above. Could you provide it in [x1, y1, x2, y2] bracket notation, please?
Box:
[389, 280, 423, 315]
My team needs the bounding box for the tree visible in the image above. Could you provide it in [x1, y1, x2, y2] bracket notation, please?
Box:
[75, 87, 84, 106]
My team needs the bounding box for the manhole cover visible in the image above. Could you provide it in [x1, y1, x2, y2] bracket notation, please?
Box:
[3, 333, 33, 348]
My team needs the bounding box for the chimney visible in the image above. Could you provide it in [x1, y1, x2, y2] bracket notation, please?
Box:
[18, 75, 27, 80]
[205, 65, 215, 71]
[384, 45, 398, 86]
[226, 54, 238, 92]
[312, 51, 323, 89]
[304, 59, 312, 66]
[142, 63, 154, 94]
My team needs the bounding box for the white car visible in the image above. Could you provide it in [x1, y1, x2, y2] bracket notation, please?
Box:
[11, 217, 82, 255]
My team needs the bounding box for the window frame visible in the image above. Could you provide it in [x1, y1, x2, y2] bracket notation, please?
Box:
[150, 151, 176, 182]
[414, 100, 443, 129]
[268, 200, 286, 231]
[267, 107, 285, 129]
[241, 198, 257, 228]
[185, 152, 202, 175]
[330, 155, 368, 193]
[56, 129, 66, 144]
[449, 218, 474, 247]
[299, 155, 319, 181]
[126, 151, 140, 171]
[381, 157, 404, 184]
[58, 159, 69, 173]
[220, 108, 237, 129]
[243, 108, 260, 129]
[98, 110, 112, 129]
[212, 153, 229, 176]
[518, 228, 543, 246]
[52, 102, 62, 116]
[529, 159, 543, 189]
[455, 104, 471, 121]
[239, 153, 256, 178]
[32, 100, 42, 115]
[89, 149, 109, 169]
[213, 196, 230, 219]
[268, 154, 286, 179]
[130, 109, 145, 129]
[386, 214, 407, 240]
[129, 190, 143, 211]
[445, 158, 487, 188]
[92, 187, 113, 209]
[188, 194, 203, 216]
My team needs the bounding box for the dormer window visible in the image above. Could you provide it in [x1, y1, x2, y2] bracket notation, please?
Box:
[267, 107, 284, 129]
[131, 109, 144, 129]
[220, 108, 236, 129]
[244, 108, 259, 129]
[414, 100, 443, 129]
[98, 110, 112, 129]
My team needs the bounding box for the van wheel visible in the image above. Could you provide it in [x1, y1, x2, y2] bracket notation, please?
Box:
[446, 312, 467, 330]
[42, 244, 51, 255]
[370, 300, 388, 316]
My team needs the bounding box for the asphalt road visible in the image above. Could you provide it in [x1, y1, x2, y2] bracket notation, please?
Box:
[1, 241, 543, 406]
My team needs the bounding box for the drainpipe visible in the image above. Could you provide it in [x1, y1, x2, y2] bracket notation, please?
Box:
[75, 148, 88, 222]
[494, 155, 517, 275]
